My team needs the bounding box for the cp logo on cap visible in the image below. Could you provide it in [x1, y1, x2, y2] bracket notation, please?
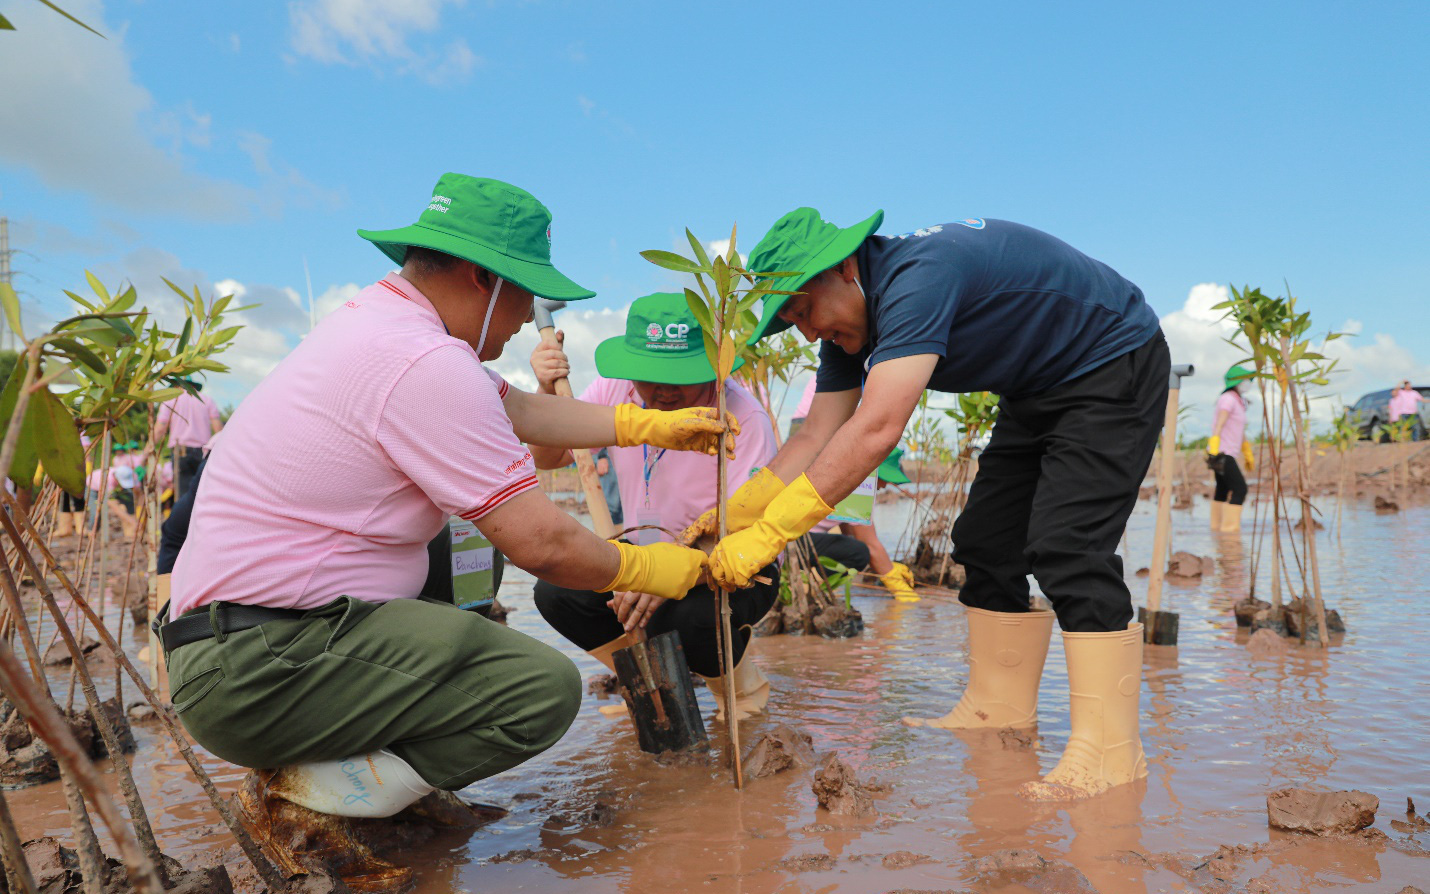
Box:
[646, 323, 663, 340]
[664, 323, 690, 341]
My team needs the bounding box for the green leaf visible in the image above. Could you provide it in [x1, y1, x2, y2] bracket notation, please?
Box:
[63, 289, 97, 312]
[639, 249, 705, 274]
[84, 270, 110, 303]
[727, 221, 738, 262]
[686, 230, 711, 269]
[31, 387, 86, 498]
[683, 289, 714, 333]
[34, 0, 105, 37]
[110, 285, 137, 313]
[177, 317, 193, 353]
[0, 282, 24, 342]
[47, 339, 107, 375]
[212, 295, 233, 317]
[0, 360, 39, 486]
[210, 326, 242, 346]
[0, 14, 14, 30]
[717, 333, 737, 382]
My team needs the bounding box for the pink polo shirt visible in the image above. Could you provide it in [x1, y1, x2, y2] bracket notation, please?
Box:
[170, 273, 538, 616]
[793, 378, 817, 419]
[1214, 389, 1249, 458]
[575, 377, 777, 543]
[1389, 388, 1423, 421]
[157, 391, 222, 449]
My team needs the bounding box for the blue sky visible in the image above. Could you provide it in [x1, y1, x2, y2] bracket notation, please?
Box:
[2, 0, 1427, 428]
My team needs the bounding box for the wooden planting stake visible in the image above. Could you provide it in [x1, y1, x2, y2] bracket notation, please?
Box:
[1143, 363, 1193, 646]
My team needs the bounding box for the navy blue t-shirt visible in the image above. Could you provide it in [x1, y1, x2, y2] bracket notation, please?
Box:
[816, 219, 1160, 399]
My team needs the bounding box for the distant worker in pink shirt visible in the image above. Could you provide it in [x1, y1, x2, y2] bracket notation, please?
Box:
[1206, 365, 1255, 532]
[161, 175, 732, 891]
[154, 380, 222, 502]
[1388, 380, 1425, 440]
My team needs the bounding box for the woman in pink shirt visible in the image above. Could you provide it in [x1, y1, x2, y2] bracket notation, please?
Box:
[1206, 365, 1255, 532]
[528, 293, 780, 722]
[1389, 380, 1425, 440]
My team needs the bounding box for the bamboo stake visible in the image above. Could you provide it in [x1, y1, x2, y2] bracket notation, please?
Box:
[0, 788, 38, 894]
[714, 372, 742, 789]
[0, 491, 287, 892]
[0, 641, 163, 894]
[1279, 337, 1330, 647]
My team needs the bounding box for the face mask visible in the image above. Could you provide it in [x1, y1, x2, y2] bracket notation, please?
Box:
[475, 276, 504, 358]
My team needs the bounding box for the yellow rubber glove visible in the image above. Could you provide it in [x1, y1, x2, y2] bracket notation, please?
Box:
[598, 541, 707, 601]
[679, 467, 786, 546]
[881, 562, 920, 603]
[613, 404, 739, 458]
[1241, 440, 1255, 471]
[1207, 435, 1221, 456]
[709, 475, 833, 590]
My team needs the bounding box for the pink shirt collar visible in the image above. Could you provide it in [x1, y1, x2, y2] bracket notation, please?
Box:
[376, 273, 445, 327]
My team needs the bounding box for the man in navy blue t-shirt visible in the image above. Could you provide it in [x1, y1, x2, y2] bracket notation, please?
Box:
[695, 208, 1169, 800]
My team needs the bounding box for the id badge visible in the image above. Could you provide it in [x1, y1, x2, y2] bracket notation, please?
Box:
[635, 507, 664, 545]
[828, 473, 877, 525]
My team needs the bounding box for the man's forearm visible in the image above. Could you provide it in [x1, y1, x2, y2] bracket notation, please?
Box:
[804, 413, 903, 506]
[504, 388, 619, 449]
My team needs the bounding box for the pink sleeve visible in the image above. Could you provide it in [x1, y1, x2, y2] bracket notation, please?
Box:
[485, 368, 511, 399]
[156, 400, 173, 426]
[727, 388, 779, 487]
[1215, 391, 1238, 415]
[378, 347, 538, 521]
[205, 394, 222, 422]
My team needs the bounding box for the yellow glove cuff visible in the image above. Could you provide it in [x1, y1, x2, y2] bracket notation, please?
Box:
[1207, 435, 1221, 455]
[599, 540, 692, 600]
[611, 403, 649, 448]
[761, 474, 835, 542]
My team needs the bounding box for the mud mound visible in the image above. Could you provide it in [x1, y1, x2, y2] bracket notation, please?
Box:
[1246, 628, 1288, 656]
[812, 753, 877, 817]
[15, 836, 232, 894]
[967, 849, 1095, 892]
[0, 696, 135, 787]
[745, 724, 815, 779]
[1267, 787, 1378, 834]
[1166, 551, 1214, 578]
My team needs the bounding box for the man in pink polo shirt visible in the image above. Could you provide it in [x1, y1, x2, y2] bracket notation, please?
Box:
[162, 175, 732, 891]
[155, 381, 222, 502]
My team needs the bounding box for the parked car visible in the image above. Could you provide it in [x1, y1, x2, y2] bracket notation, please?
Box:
[1343, 386, 1430, 441]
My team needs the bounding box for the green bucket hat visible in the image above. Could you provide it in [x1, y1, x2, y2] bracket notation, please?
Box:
[595, 293, 746, 386]
[876, 447, 910, 485]
[1225, 365, 1254, 390]
[746, 206, 884, 343]
[357, 173, 595, 301]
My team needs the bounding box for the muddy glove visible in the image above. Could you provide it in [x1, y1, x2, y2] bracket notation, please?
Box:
[679, 467, 785, 546]
[1207, 435, 1221, 456]
[1241, 440, 1255, 471]
[709, 475, 833, 589]
[613, 404, 739, 459]
[598, 541, 707, 600]
[880, 562, 920, 603]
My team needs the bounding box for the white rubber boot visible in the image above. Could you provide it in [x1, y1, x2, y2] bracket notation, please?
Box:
[1020, 623, 1148, 800]
[269, 749, 436, 819]
[903, 606, 1055, 729]
[700, 649, 770, 722]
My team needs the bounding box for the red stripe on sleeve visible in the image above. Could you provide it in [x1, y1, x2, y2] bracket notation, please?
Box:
[459, 474, 539, 520]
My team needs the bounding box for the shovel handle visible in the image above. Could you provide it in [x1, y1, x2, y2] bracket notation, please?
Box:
[536, 323, 617, 540]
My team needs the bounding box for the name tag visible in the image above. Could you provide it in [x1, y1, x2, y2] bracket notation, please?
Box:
[828, 474, 877, 525]
[448, 518, 496, 611]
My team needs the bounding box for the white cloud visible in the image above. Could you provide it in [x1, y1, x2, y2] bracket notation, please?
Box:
[289, 0, 480, 84]
[1161, 282, 1430, 435]
[0, 1, 255, 220]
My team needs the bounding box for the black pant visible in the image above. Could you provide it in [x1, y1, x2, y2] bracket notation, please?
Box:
[61, 492, 86, 512]
[1212, 455, 1247, 505]
[952, 331, 1170, 632]
[533, 563, 779, 678]
[807, 532, 871, 573]
[174, 446, 204, 503]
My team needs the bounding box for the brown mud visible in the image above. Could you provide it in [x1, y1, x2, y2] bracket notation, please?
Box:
[5, 478, 1430, 892]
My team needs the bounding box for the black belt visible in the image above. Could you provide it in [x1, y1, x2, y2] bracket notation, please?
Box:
[157, 602, 308, 653]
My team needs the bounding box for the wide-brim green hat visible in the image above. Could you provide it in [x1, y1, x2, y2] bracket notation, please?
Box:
[746, 207, 884, 343]
[357, 173, 595, 301]
[595, 292, 746, 385]
[877, 447, 910, 485]
[1225, 365, 1254, 389]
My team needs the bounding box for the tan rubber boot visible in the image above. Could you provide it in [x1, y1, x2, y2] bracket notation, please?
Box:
[53, 511, 73, 539]
[700, 649, 770, 722]
[1020, 623, 1147, 801]
[587, 634, 633, 716]
[1219, 503, 1244, 533]
[903, 606, 1055, 729]
[1209, 500, 1225, 531]
[236, 769, 415, 894]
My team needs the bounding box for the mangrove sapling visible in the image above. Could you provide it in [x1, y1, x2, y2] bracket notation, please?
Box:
[642, 226, 801, 788]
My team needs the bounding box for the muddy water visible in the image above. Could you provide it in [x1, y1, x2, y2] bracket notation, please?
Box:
[9, 493, 1430, 892]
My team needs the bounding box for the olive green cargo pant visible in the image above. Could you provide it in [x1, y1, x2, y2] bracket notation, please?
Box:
[166, 596, 581, 790]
